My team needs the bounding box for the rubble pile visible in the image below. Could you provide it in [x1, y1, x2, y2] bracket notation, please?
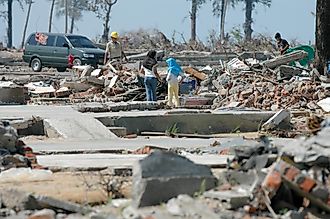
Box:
[0, 121, 40, 170]
[121, 124, 330, 218]
[211, 70, 328, 111]
[196, 50, 330, 112]
[11, 62, 165, 105]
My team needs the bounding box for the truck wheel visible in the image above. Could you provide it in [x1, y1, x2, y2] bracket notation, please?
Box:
[73, 58, 82, 66]
[31, 58, 42, 72]
[56, 67, 67, 72]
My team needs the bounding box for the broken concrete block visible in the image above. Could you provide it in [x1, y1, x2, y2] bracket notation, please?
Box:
[86, 77, 105, 86]
[227, 58, 249, 71]
[27, 209, 56, 219]
[0, 121, 18, 153]
[91, 69, 102, 77]
[0, 155, 30, 169]
[203, 190, 249, 209]
[276, 65, 303, 80]
[60, 81, 91, 92]
[35, 195, 91, 214]
[204, 170, 258, 209]
[262, 109, 290, 130]
[0, 86, 27, 105]
[108, 127, 127, 137]
[261, 51, 308, 69]
[132, 151, 217, 207]
[89, 213, 118, 219]
[0, 189, 41, 211]
[166, 194, 219, 218]
[0, 208, 15, 217]
[317, 97, 330, 113]
[108, 75, 119, 88]
[238, 51, 273, 61]
[80, 65, 94, 78]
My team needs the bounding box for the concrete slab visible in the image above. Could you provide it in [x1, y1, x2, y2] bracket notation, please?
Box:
[25, 136, 298, 154]
[95, 110, 279, 134]
[26, 137, 226, 153]
[0, 106, 117, 140]
[36, 153, 232, 169]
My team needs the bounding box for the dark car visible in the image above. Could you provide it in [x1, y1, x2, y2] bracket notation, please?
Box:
[23, 32, 105, 72]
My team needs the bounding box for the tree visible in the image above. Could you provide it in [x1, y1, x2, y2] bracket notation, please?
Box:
[187, 0, 206, 42]
[65, 0, 68, 33]
[212, 0, 228, 42]
[90, 0, 118, 43]
[20, 0, 33, 48]
[237, 0, 271, 41]
[0, 0, 25, 48]
[315, 0, 330, 74]
[48, 0, 55, 32]
[55, 0, 89, 33]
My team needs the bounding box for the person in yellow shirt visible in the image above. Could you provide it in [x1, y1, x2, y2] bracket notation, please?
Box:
[104, 32, 127, 66]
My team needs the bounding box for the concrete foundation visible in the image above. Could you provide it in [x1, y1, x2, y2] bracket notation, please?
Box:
[0, 86, 27, 105]
[0, 106, 117, 140]
[96, 110, 288, 135]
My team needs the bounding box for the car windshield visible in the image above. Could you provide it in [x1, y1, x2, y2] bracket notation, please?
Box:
[67, 36, 96, 48]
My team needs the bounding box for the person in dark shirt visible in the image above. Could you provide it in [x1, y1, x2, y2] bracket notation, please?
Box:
[275, 32, 290, 55]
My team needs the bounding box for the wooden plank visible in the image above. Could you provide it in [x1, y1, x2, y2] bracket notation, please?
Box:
[184, 67, 207, 80]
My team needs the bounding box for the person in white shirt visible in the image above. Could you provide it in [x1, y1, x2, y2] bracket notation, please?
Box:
[140, 50, 160, 101]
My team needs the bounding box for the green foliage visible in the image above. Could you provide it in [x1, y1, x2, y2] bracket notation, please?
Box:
[230, 25, 244, 43]
[166, 123, 179, 137]
[194, 179, 206, 197]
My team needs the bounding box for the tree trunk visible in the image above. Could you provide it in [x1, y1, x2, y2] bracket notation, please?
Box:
[101, 4, 112, 43]
[7, 0, 13, 48]
[190, 0, 197, 42]
[65, 0, 68, 33]
[48, 0, 55, 32]
[315, 0, 330, 75]
[244, 0, 253, 41]
[21, 0, 33, 49]
[70, 16, 75, 33]
[220, 0, 228, 42]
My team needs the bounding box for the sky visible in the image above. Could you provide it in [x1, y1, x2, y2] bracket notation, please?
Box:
[0, 0, 316, 48]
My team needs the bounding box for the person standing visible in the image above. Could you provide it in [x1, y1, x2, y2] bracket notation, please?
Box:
[275, 32, 290, 55]
[166, 58, 185, 108]
[104, 31, 127, 66]
[140, 50, 160, 102]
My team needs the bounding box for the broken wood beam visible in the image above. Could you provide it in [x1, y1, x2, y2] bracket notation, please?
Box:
[184, 67, 207, 80]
